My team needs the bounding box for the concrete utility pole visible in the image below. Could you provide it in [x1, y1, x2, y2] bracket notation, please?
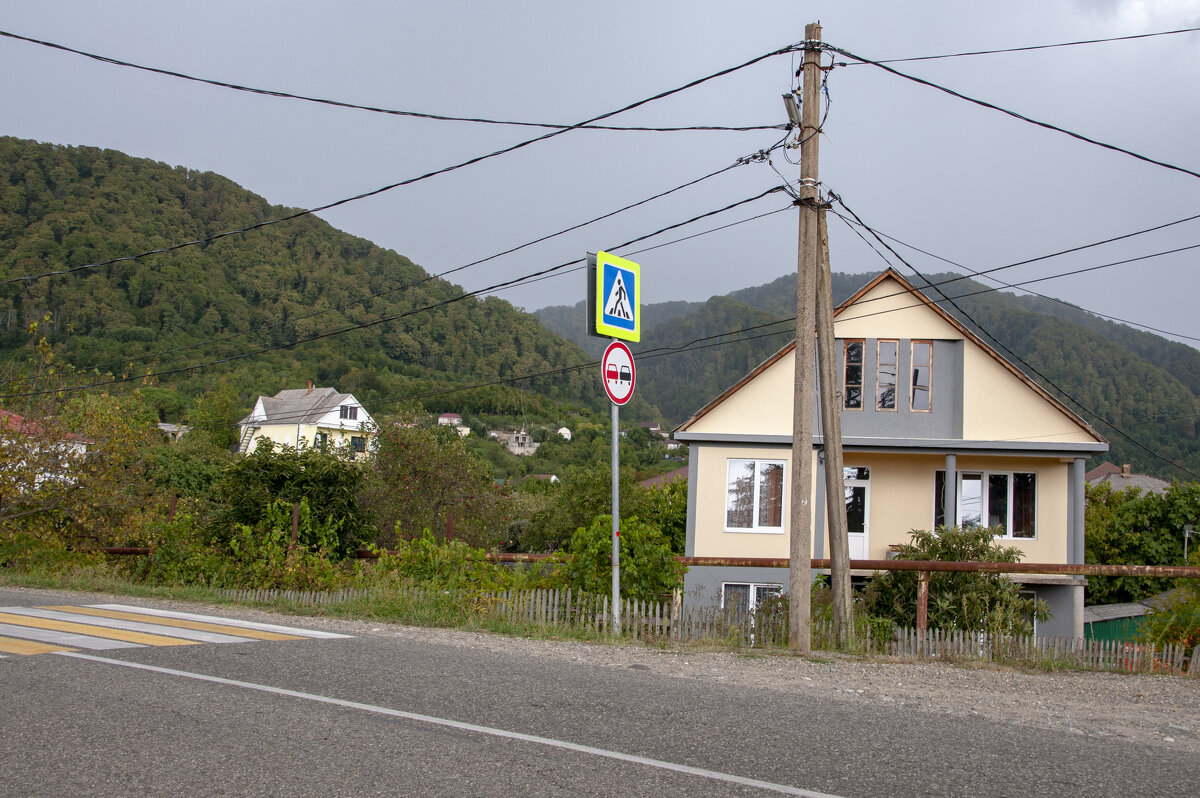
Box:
[788, 22, 823, 652]
[816, 210, 853, 645]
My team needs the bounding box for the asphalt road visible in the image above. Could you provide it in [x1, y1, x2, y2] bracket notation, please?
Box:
[1, 587, 1196, 797]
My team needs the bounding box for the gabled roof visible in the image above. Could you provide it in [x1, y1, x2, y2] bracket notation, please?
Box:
[1088, 470, 1170, 496]
[1085, 461, 1123, 481]
[676, 268, 1104, 444]
[239, 387, 362, 427]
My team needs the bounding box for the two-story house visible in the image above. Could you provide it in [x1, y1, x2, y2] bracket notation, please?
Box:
[674, 269, 1108, 638]
[236, 385, 374, 458]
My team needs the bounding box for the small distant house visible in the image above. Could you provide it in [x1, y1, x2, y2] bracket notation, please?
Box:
[0, 408, 89, 487]
[506, 430, 539, 456]
[639, 422, 670, 438]
[437, 412, 471, 437]
[236, 385, 374, 458]
[156, 422, 189, 442]
[1086, 462, 1170, 496]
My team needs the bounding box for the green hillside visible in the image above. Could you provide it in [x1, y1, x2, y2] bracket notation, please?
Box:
[0, 137, 612, 422]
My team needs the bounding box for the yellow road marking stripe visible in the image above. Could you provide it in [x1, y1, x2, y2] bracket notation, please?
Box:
[41, 606, 305, 641]
[0, 612, 198, 647]
[0, 636, 76, 655]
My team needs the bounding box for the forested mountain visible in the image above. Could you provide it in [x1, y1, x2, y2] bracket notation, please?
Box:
[0, 137, 618, 422]
[537, 270, 1200, 479]
[4, 136, 1194, 479]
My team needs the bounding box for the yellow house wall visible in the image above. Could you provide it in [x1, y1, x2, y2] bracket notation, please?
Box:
[961, 348, 1097, 444]
[833, 278, 963, 341]
[249, 423, 373, 454]
[695, 447, 1071, 564]
[693, 444, 805, 559]
[685, 352, 795, 437]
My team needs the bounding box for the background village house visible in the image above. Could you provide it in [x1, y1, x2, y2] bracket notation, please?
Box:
[674, 269, 1109, 638]
[236, 385, 374, 458]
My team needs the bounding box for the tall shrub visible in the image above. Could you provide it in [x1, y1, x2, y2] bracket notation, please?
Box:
[862, 525, 1047, 637]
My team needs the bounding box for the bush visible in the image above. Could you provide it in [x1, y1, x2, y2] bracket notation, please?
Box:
[210, 442, 370, 558]
[564, 515, 685, 601]
[861, 525, 1047, 637]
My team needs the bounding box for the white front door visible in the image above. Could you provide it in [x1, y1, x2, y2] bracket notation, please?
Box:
[843, 467, 870, 560]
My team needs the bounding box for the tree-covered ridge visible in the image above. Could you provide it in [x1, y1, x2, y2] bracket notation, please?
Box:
[0, 136, 599, 417]
[539, 266, 1199, 478]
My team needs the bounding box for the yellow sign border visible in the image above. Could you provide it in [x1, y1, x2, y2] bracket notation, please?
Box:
[593, 251, 640, 342]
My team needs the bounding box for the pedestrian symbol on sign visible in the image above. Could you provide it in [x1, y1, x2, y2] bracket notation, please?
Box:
[604, 272, 632, 321]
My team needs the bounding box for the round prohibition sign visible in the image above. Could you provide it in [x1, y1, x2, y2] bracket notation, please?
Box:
[601, 340, 636, 406]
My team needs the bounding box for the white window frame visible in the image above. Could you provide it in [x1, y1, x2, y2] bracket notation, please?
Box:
[911, 340, 933, 413]
[843, 339, 865, 411]
[721, 582, 783, 612]
[339, 405, 358, 421]
[724, 458, 787, 534]
[937, 470, 1037, 540]
[876, 340, 898, 412]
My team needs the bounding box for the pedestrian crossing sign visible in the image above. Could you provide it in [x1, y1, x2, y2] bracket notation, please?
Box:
[588, 251, 640, 342]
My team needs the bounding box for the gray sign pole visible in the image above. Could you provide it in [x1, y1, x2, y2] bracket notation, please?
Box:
[611, 354, 621, 635]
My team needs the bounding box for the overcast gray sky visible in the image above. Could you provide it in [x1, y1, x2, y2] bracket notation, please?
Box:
[2, 1, 1199, 348]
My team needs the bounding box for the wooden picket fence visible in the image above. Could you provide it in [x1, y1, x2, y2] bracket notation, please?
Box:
[218, 585, 1199, 675]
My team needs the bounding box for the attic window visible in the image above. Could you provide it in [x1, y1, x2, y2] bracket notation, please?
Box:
[911, 341, 932, 412]
[877, 340, 897, 411]
[339, 405, 358, 421]
[843, 340, 864, 410]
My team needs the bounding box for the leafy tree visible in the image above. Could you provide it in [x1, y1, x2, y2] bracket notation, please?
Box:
[210, 442, 369, 557]
[520, 462, 646, 553]
[639, 477, 688, 554]
[1085, 481, 1198, 604]
[564, 515, 685, 601]
[861, 525, 1047, 637]
[186, 386, 243, 451]
[145, 431, 233, 499]
[1, 396, 161, 544]
[360, 417, 511, 548]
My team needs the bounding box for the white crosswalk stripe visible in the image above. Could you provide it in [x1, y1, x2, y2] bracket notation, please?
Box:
[0, 604, 352, 657]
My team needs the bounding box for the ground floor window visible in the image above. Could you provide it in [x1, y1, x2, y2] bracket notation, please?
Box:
[725, 459, 785, 532]
[936, 470, 1036, 538]
[721, 582, 782, 614]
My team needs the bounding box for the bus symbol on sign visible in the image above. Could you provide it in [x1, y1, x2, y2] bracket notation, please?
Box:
[601, 341, 636, 406]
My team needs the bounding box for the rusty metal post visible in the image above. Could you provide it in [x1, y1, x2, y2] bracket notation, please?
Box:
[916, 570, 930, 645]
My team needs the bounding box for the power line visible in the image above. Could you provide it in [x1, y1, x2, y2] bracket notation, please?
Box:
[836, 26, 1200, 66]
[0, 29, 785, 133]
[82, 154, 765, 373]
[2, 187, 786, 400]
[833, 212, 1200, 344]
[830, 193, 1200, 479]
[823, 42, 1200, 183]
[1, 42, 800, 287]
[818, 196, 1200, 315]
